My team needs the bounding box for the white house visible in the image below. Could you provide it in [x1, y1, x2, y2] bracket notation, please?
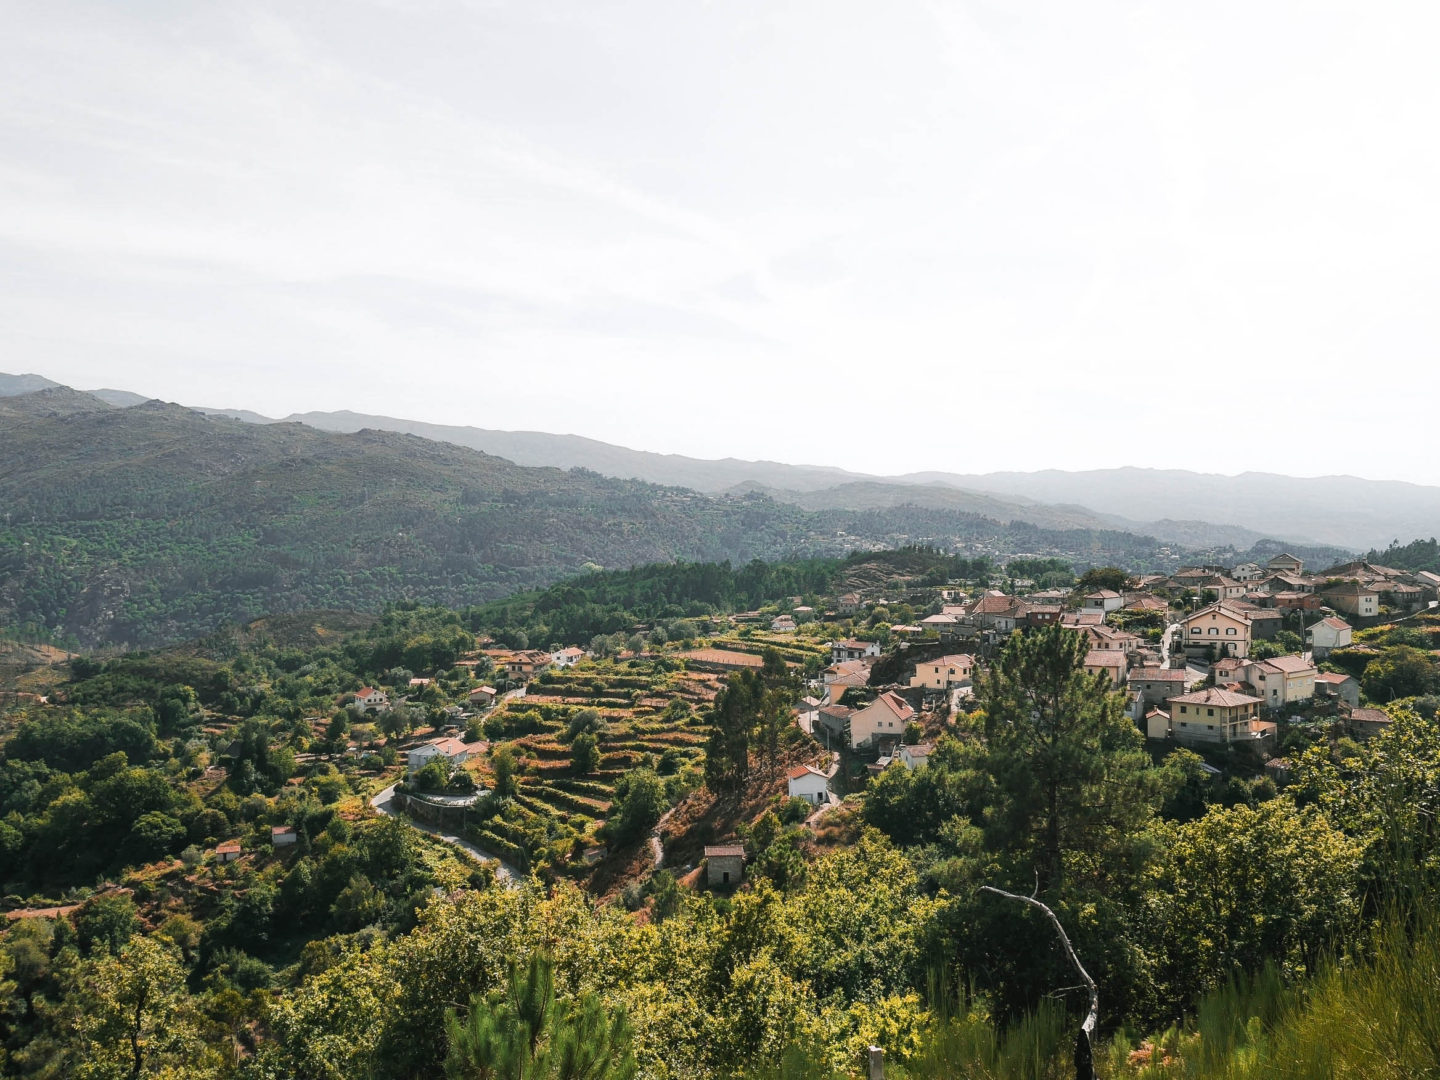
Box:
[1306, 616, 1353, 656]
[830, 639, 881, 665]
[407, 736, 472, 772]
[1241, 655, 1317, 709]
[353, 687, 390, 714]
[898, 742, 935, 770]
[786, 764, 832, 805]
[770, 614, 797, 633]
[468, 685, 499, 708]
[550, 647, 585, 668]
[271, 826, 298, 847]
[1082, 590, 1125, 613]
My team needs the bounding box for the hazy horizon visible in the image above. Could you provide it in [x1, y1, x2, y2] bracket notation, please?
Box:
[5, 3, 1439, 482]
[11, 366, 1440, 495]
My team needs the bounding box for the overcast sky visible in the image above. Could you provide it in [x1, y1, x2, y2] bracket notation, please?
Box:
[3, 2, 1438, 482]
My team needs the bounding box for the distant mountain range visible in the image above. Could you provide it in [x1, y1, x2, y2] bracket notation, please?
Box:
[5, 370, 1419, 551]
[2, 379, 1265, 648]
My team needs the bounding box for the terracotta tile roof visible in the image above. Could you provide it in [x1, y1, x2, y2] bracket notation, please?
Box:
[1084, 650, 1126, 668]
[787, 764, 827, 780]
[1257, 655, 1314, 674]
[928, 654, 975, 668]
[704, 844, 746, 858]
[1131, 666, 1186, 681]
[1323, 581, 1377, 596]
[1349, 708, 1391, 725]
[1184, 602, 1253, 625]
[1168, 687, 1262, 707]
[1315, 672, 1354, 684]
[876, 691, 915, 721]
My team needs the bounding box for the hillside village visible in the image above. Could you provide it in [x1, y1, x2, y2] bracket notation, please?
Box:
[360, 548, 1440, 892]
[3, 545, 1440, 1078]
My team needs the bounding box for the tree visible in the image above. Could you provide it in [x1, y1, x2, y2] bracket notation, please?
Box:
[1145, 800, 1362, 1008]
[491, 745, 518, 799]
[1362, 646, 1439, 702]
[570, 733, 600, 776]
[444, 951, 636, 1080]
[1072, 567, 1128, 595]
[75, 894, 139, 956]
[44, 936, 221, 1078]
[123, 811, 186, 866]
[326, 712, 352, 746]
[704, 672, 759, 796]
[609, 769, 666, 846]
[976, 624, 1164, 893]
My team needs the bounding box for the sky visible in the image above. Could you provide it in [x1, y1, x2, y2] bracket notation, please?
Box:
[3, 1, 1439, 482]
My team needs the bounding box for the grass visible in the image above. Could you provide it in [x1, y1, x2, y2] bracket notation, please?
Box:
[744, 904, 1440, 1079]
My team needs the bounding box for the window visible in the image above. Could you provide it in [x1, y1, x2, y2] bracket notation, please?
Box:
[1227, 628, 1236, 635]
[1191, 627, 1201, 634]
[1209, 628, 1218, 635]
[1207, 708, 1215, 716]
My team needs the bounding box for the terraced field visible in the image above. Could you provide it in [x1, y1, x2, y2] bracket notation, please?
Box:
[697, 630, 832, 669]
[465, 659, 723, 874]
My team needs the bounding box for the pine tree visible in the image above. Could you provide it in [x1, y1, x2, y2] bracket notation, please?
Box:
[444, 951, 637, 1080]
[977, 624, 1161, 893]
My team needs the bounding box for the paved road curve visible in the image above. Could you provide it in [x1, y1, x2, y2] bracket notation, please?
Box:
[370, 782, 522, 885]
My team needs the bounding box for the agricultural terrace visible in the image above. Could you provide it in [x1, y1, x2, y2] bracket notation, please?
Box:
[691, 630, 831, 672]
[464, 656, 722, 876]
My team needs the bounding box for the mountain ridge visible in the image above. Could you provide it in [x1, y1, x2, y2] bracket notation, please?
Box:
[0, 386, 1230, 648]
[2, 373, 1401, 550]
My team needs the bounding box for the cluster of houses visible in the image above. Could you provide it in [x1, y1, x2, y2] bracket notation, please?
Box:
[796, 552, 1413, 768]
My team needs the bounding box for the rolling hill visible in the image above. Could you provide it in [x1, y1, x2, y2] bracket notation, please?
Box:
[0, 388, 1198, 648]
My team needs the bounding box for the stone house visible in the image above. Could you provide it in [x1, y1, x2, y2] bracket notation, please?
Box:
[705, 844, 746, 887]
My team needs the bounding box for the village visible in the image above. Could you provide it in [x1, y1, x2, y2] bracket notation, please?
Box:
[779, 551, 1431, 804]
[344, 549, 1439, 890]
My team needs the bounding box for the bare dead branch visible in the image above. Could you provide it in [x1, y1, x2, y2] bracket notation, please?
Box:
[980, 884, 1098, 1080]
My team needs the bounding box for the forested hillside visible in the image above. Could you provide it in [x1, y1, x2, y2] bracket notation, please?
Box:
[1366, 536, 1440, 572]
[0, 391, 1186, 648]
[2, 593, 1439, 1078]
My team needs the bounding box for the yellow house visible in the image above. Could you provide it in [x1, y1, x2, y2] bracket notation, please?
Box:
[1166, 687, 1265, 745]
[847, 692, 915, 750]
[910, 654, 976, 691]
[1181, 603, 1253, 659]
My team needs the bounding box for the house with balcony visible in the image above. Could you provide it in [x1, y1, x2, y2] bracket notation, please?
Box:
[1165, 687, 1272, 749]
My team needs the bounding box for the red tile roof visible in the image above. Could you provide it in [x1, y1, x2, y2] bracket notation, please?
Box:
[1168, 688, 1262, 707]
